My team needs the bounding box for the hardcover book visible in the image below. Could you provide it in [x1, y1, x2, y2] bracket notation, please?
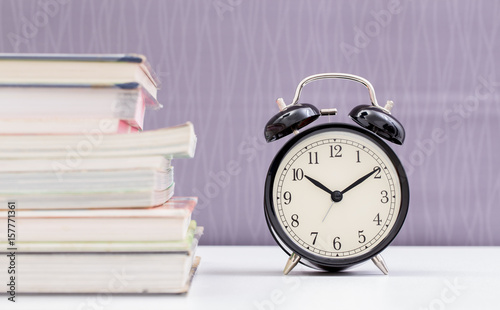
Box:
[0, 53, 159, 97]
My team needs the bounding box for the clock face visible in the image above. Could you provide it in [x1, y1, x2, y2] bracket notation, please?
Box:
[265, 124, 408, 266]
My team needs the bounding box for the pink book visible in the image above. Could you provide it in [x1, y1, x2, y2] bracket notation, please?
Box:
[0, 197, 198, 242]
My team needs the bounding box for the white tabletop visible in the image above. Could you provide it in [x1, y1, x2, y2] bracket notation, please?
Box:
[3, 246, 499, 310]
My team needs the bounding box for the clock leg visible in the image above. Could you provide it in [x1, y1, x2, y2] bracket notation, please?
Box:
[371, 254, 389, 275]
[283, 252, 301, 275]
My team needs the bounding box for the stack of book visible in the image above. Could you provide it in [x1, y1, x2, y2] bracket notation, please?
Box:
[0, 54, 202, 294]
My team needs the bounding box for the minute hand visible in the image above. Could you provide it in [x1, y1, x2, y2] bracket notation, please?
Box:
[340, 167, 380, 195]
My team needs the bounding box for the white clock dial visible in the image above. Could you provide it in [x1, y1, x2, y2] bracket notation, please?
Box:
[272, 129, 402, 259]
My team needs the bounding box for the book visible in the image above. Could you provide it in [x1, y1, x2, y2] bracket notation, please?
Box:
[0, 183, 175, 210]
[0, 121, 197, 159]
[0, 223, 203, 294]
[0, 119, 139, 134]
[0, 156, 171, 173]
[0, 52, 203, 295]
[0, 156, 175, 210]
[0, 167, 173, 194]
[0, 53, 159, 97]
[0, 83, 160, 134]
[0, 197, 197, 242]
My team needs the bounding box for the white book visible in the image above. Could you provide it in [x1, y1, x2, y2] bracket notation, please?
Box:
[0, 156, 171, 173]
[0, 225, 203, 294]
[0, 156, 175, 210]
[0, 53, 159, 97]
[0, 118, 141, 134]
[0, 167, 173, 193]
[0, 122, 196, 159]
[0, 183, 174, 210]
[0, 83, 160, 134]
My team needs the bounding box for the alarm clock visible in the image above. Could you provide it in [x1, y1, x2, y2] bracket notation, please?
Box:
[263, 73, 409, 275]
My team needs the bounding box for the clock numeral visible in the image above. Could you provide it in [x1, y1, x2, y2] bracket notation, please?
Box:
[373, 213, 382, 226]
[310, 232, 318, 245]
[330, 145, 342, 158]
[358, 230, 366, 243]
[373, 166, 381, 179]
[356, 150, 361, 163]
[292, 168, 304, 181]
[381, 190, 389, 204]
[283, 191, 292, 205]
[308, 152, 319, 164]
[333, 236, 341, 250]
[291, 214, 299, 227]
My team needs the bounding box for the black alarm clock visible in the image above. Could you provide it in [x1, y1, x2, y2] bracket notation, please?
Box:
[263, 73, 409, 275]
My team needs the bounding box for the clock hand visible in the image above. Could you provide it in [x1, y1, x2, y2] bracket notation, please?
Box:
[304, 175, 334, 195]
[340, 167, 380, 195]
[322, 200, 335, 222]
[305, 175, 342, 222]
[322, 168, 380, 222]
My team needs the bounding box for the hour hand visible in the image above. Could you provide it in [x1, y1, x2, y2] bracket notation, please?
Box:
[304, 175, 333, 195]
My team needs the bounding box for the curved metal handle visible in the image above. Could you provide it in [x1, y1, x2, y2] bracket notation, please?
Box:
[290, 73, 381, 108]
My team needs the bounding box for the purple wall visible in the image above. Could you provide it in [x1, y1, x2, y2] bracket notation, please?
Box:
[1, 0, 499, 245]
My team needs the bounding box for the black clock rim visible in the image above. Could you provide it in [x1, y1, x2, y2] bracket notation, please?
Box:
[264, 123, 410, 270]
